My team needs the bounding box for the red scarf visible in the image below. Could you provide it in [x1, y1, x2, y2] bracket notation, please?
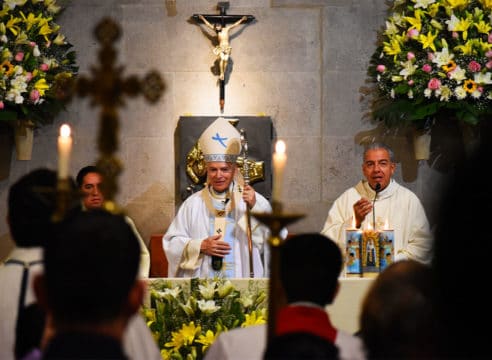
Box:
[275, 305, 337, 342]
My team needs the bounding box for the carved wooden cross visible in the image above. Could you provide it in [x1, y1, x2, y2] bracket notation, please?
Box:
[75, 17, 165, 209]
[193, 2, 254, 112]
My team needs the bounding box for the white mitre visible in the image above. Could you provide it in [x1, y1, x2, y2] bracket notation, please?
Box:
[198, 117, 241, 163]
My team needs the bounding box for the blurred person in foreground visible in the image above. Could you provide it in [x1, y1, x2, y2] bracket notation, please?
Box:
[359, 259, 435, 359]
[34, 210, 152, 359]
[431, 133, 492, 358]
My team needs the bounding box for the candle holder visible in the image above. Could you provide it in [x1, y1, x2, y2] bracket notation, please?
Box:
[252, 200, 305, 342]
[52, 178, 78, 223]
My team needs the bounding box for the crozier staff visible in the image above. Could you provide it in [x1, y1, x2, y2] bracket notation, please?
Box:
[163, 117, 274, 278]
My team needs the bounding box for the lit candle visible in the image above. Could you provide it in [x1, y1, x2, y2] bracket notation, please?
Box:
[272, 140, 287, 203]
[57, 124, 72, 179]
[379, 219, 394, 271]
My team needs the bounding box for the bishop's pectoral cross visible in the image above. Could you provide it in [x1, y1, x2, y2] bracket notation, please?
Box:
[193, 2, 254, 112]
[74, 18, 165, 210]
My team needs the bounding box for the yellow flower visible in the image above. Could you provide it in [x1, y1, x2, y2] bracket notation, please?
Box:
[463, 79, 477, 93]
[444, 0, 471, 11]
[241, 311, 266, 327]
[196, 330, 217, 352]
[6, 15, 22, 36]
[454, 39, 475, 55]
[383, 34, 403, 58]
[418, 29, 438, 51]
[479, 0, 492, 9]
[164, 321, 202, 350]
[34, 78, 50, 96]
[442, 60, 457, 72]
[1, 60, 14, 76]
[404, 9, 424, 32]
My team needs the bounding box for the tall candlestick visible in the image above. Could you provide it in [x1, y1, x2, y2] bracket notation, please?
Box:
[57, 124, 72, 179]
[272, 140, 287, 203]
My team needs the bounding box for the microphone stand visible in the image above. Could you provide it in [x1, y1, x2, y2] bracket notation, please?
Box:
[372, 183, 381, 230]
[240, 129, 254, 278]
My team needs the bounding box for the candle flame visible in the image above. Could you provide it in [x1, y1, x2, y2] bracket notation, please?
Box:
[384, 219, 390, 230]
[60, 124, 71, 137]
[275, 140, 286, 154]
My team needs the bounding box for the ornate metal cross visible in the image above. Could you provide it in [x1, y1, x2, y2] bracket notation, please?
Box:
[73, 17, 165, 210]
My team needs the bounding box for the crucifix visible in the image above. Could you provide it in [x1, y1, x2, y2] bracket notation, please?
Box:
[73, 17, 165, 211]
[193, 2, 254, 112]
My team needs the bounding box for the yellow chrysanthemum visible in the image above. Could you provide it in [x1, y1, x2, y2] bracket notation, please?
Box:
[0, 60, 15, 76]
[463, 79, 477, 93]
[442, 60, 457, 72]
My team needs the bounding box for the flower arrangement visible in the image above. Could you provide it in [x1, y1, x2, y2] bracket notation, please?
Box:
[142, 278, 268, 360]
[0, 0, 77, 127]
[367, 0, 492, 129]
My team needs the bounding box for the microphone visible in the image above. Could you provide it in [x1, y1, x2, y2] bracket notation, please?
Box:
[372, 183, 381, 230]
[212, 255, 223, 271]
[213, 197, 230, 271]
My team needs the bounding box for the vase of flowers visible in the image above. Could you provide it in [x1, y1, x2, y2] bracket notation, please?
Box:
[0, 0, 78, 159]
[143, 278, 268, 360]
[367, 0, 492, 137]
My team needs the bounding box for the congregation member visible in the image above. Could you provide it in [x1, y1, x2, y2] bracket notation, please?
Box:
[0, 168, 160, 360]
[321, 142, 433, 264]
[0, 169, 72, 360]
[431, 135, 491, 358]
[34, 210, 147, 359]
[204, 233, 365, 360]
[76, 165, 150, 278]
[358, 259, 435, 359]
[264, 332, 340, 359]
[163, 117, 273, 278]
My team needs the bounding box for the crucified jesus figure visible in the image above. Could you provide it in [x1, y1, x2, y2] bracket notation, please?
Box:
[198, 14, 248, 80]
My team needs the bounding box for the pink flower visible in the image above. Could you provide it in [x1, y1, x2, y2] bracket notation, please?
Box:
[427, 78, 441, 90]
[15, 52, 24, 62]
[29, 41, 36, 47]
[29, 89, 40, 102]
[452, 31, 459, 39]
[468, 60, 481, 72]
[422, 64, 432, 73]
[25, 72, 33, 82]
[427, 52, 434, 61]
[486, 50, 492, 58]
[376, 64, 386, 73]
[407, 52, 415, 60]
[478, 86, 483, 93]
[489, 33, 492, 43]
[408, 79, 414, 86]
[0, 101, 4, 109]
[40, 63, 49, 71]
[486, 60, 492, 69]
[407, 28, 419, 39]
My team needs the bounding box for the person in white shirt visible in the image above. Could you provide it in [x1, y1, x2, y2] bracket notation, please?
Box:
[321, 142, 433, 264]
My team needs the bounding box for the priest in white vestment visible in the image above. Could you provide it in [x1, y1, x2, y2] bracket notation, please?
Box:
[163, 117, 274, 278]
[321, 143, 433, 264]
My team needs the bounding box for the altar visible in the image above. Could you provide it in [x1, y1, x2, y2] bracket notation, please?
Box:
[143, 276, 373, 356]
